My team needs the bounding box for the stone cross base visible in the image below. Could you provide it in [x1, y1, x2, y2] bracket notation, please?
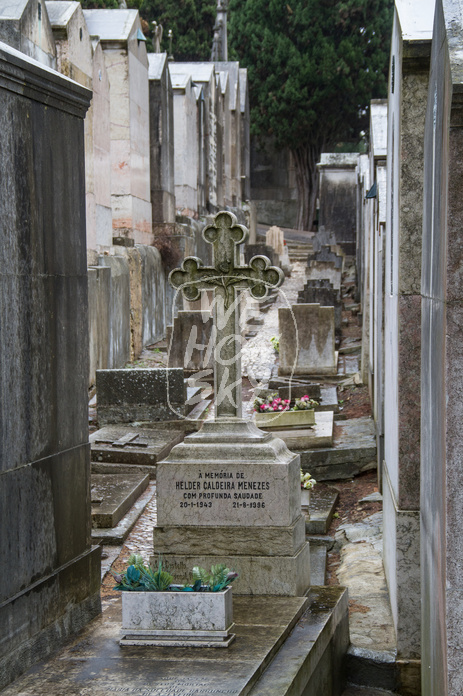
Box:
[152, 420, 311, 596]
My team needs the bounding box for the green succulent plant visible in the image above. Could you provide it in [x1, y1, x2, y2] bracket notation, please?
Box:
[112, 555, 238, 592]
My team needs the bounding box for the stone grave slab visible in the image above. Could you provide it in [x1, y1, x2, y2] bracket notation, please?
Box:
[277, 383, 322, 400]
[0, 589, 349, 696]
[279, 304, 337, 376]
[96, 368, 186, 425]
[305, 485, 339, 535]
[90, 425, 183, 466]
[259, 410, 334, 451]
[248, 587, 348, 696]
[92, 482, 155, 545]
[300, 417, 377, 481]
[91, 473, 149, 528]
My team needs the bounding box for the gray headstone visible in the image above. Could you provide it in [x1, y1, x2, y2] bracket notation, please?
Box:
[278, 304, 337, 376]
[308, 245, 343, 269]
[298, 281, 342, 335]
[168, 311, 214, 374]
[96, 368, 185, 424]
[244, 243, 277, 267]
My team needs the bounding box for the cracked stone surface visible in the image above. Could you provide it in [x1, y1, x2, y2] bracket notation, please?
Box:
[335, 512, 396, 652]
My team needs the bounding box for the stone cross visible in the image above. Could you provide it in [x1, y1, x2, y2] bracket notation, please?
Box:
[169, 211, 283, 418]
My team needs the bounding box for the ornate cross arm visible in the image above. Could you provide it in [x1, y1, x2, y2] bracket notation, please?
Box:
[168, 254, 283, 303]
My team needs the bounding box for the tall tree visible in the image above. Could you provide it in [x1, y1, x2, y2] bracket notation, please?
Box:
[229, 0, 393, 230]
[136, 0, 216, 60]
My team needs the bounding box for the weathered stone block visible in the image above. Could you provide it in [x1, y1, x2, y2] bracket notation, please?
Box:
[96, 369, 185, 424]
[0, 41, 100, 688]
[168, 310, 214, 373]
[278, 304, 337, 376]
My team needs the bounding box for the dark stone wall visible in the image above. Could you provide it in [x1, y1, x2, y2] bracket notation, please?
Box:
[0, 41, 100, 688]
[250, 136, 298, 228]
[318, 168, 358, 254]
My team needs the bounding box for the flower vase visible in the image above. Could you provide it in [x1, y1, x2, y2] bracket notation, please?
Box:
[301, 488, 311, 516]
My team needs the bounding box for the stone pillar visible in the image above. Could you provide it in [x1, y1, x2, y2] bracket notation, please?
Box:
[382, 4, 434, 688]
[148, 53, 175, 224]
[83, 9, 152, 245]
[421, 1, 463, 693]
[0, 41, 100, 689]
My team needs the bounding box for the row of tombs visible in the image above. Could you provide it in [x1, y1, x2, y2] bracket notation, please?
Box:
[5, 0, 463, 693]
[89, 228, 358, 548]
[0, 0, 254, 386]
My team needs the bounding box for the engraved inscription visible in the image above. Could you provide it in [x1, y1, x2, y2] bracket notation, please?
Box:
[102, 680, 238, 695]
[174, 469, 270, 510]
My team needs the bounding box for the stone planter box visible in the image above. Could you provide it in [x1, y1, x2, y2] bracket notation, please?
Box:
[120, 586, 235, 648]
[255, 409, 315, 429]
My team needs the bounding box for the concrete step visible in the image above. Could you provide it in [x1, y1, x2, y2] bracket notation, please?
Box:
[300, 417, 376, 481]
[309, 543, 327, 585]
[91, 473, 149, 528]
[306, 485, 339, 534]
[91, 481, 155, 545]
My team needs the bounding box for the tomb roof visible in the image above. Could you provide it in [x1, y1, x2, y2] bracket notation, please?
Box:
[83, 9, 138, 42]
[396, 0, 435, 41]
[168, 67, 191, 91]
[148, 52, 167, 80]
[46, 1, 79, 28]
[318, 153, 359, 169]
[171, 61, 214, 83]
[0, 0, 29, 20]
[214, 61, 239, 108]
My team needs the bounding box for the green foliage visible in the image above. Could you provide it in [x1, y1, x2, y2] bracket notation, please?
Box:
[112, 564, 145, 591]
[134, 0, 216, 60]
[140, 559, 174, 591]
[229, 0, 392, 148]
[228, 0, 393, 228]
[270, 336, 279, 353]
[80, 0, 118, 8]
[191, 564, 238, 592]
[112, 556, 238, 592]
